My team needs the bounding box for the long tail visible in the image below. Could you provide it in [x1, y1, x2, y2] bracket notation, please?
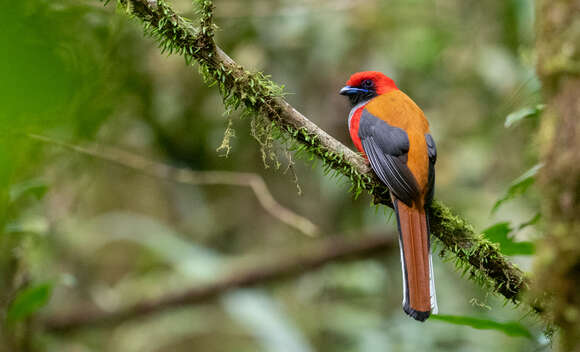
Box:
[393, 199, 438, 322]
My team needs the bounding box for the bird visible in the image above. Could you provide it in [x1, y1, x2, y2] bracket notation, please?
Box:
[339, 71, 438, 321]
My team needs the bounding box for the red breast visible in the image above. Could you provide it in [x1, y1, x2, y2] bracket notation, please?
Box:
[348, 104, 366, 156]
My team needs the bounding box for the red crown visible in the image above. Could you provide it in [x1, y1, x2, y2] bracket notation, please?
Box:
[346, 71, 398, 95]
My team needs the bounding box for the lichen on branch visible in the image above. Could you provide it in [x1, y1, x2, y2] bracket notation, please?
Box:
[106, 0, 532, 309]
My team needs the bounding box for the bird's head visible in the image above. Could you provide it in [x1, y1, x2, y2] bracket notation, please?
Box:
[339, 71, 398, 106]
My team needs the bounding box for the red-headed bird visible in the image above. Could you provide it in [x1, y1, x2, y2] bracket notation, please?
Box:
[340, 71, 438, 321]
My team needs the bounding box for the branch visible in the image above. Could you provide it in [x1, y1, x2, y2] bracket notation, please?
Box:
[28, 134, 318, 237]
[43, 234, 396, 332]
[104, 0, 529, 307]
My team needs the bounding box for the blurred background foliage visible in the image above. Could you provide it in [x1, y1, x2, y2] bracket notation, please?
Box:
[0, 0, 548, 351]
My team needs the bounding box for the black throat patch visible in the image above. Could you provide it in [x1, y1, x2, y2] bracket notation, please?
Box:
[348, 91, 377, 106]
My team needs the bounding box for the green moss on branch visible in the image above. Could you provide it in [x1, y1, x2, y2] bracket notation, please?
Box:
[429, 201, 528, 301]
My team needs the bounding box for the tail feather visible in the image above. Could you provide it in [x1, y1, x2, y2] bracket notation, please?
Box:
[394, 199, 437, 321]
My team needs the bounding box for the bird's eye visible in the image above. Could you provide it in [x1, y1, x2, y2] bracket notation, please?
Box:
[361, 79, 374, 89]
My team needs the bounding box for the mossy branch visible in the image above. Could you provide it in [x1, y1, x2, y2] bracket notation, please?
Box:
[108, 0, 532, 310]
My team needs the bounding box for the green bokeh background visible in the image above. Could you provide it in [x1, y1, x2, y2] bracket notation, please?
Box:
[0, 0, 546, 351]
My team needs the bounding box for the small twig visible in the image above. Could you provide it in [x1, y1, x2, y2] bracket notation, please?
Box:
[28, 134, 318, 237]
[43, 234, 395, 332]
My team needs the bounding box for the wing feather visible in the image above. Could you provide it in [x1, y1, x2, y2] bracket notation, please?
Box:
[358, 110, 420, 206]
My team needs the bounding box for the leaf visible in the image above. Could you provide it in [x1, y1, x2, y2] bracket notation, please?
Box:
[505, 104, 544, 128]
[6, 282, 53, 324]
[223, 291, 313, 352]
[482, 222, 535, 255]
[492, 164, 543, 213]
[431, 314, 533, 338]
[9, 179, 48, 204]
[518, 213, 541, 230]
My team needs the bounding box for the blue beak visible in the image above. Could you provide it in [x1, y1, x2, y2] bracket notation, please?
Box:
[339, 86, 371, 96]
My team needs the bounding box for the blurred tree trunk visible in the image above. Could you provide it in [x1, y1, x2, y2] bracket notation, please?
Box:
[535, 1, 580, 350]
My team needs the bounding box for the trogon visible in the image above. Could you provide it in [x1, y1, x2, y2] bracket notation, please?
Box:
[340, 71, 438, 321]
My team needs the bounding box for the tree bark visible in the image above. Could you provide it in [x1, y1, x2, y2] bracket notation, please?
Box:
[535, 1, 580, 350]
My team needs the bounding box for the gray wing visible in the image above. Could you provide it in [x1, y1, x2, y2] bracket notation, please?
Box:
[358, 110, 420, 206]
